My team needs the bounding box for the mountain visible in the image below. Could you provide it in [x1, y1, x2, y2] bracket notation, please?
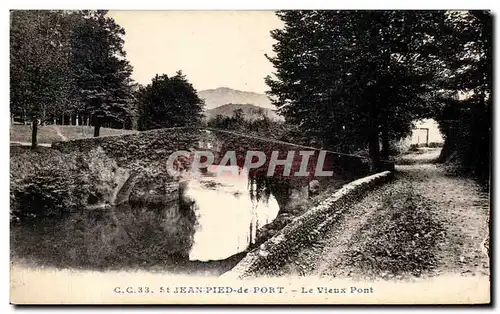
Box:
[198, 87, 274, 110]
[205, 103, 283, 121]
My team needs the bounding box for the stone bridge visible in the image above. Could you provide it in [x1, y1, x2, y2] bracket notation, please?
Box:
[51, 127, 391, 209]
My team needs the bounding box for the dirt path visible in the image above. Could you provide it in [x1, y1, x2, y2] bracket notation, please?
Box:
[10, 141, 51, 147]
[51, 125, 68, 141]
[273, 151, 490, 281]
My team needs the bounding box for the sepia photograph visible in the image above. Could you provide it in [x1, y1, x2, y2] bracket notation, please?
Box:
[8, 8, 492, 305]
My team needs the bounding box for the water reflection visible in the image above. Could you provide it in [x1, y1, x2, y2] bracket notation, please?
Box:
[10, 200, 198, 270]
[12, 159, 301, 269]
[181, 165, 281, 261]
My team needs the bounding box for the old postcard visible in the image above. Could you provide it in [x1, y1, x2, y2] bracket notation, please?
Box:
[9, 10, 491, 305]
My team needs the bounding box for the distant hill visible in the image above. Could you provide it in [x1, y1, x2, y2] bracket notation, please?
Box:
[205, 103, 283, 121]
[198, 87, 274, 110]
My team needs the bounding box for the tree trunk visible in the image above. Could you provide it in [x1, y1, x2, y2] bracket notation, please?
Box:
[31, 118, 38, 149]
[93, 117, 101, 137]
[367, 103, 380, 172]
[61, 114, 65, 126]
[381, 126, 390, 160]
[368, 131, 380, 172]
[76, 114, 79, 126]
[437, 125, 456, 163]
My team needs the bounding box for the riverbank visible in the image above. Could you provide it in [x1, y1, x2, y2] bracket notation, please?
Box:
[262, 150, 489, 282]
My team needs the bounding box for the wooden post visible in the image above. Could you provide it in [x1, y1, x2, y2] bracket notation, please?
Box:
[31, 118, 38, 148]
[416, 128, 430, 147]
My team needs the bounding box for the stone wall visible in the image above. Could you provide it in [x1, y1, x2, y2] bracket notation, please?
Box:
[52, 127, 204, 168]
[48, 127, 393, 215]
[13, 126, 394, 223]
[220, 170, 394, 279]
[52, 127, 375, 180]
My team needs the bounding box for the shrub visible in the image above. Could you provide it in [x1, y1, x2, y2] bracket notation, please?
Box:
[408, 144, 420, 152]
[428, 142, 444, 148]
[10, 146, 119, 220]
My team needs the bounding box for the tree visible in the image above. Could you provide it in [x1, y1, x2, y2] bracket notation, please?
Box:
[433, 11, 492, 182]
[265, 11, 444, 169]
[207, 107, 289, 140]
[69, 10, 134, 136]
[136, 71, 204, 130]
[10, 10, 136, 143]
[207, 108, 246, 131]
[10, 10, 71, 147]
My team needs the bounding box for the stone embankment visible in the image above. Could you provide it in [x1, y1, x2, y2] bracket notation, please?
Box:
[221, 170, 393, 279]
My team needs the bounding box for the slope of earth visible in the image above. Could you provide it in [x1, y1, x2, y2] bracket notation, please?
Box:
[265, 149, 490, 282]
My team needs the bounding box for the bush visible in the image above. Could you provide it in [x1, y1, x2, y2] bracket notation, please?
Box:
[428, 142, 444, 148]
[10, 146, 119, 220]
[409, 144, 420, 152]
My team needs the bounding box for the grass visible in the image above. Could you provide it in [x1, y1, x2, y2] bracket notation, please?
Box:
[10, 124, 61, 143]
[58, 125, 137, 139]
[10, 124, 137, 144]
[395, 147, 442, 165]
[342, 185, 446, 278]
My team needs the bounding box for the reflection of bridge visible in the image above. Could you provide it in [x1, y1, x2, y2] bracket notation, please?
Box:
[52, 127, 393, 209]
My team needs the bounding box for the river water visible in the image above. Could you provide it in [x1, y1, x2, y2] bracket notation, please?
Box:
[11, 163, 289, 271]
[184, 165, 281, 261]
[11, 130, 351, 272]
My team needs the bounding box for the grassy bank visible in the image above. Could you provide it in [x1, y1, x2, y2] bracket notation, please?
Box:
[10, 124, 136, 144]
[341, 186, 446, 278]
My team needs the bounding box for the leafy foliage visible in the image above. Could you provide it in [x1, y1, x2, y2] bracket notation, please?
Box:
[207, 107, 290, 141]
[266, 11, 445, 166]
[136, 71, 204, 130]
[266, 10, 491, 179]
[10, 10, 135, 142]
[10, 11, 71, 123]
[10, 147, 118, 219]
[69, 10, 135, 135]
[432, 11, 492, 182]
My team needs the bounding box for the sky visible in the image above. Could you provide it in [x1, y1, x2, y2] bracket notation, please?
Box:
[108, 11, 284, 94]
